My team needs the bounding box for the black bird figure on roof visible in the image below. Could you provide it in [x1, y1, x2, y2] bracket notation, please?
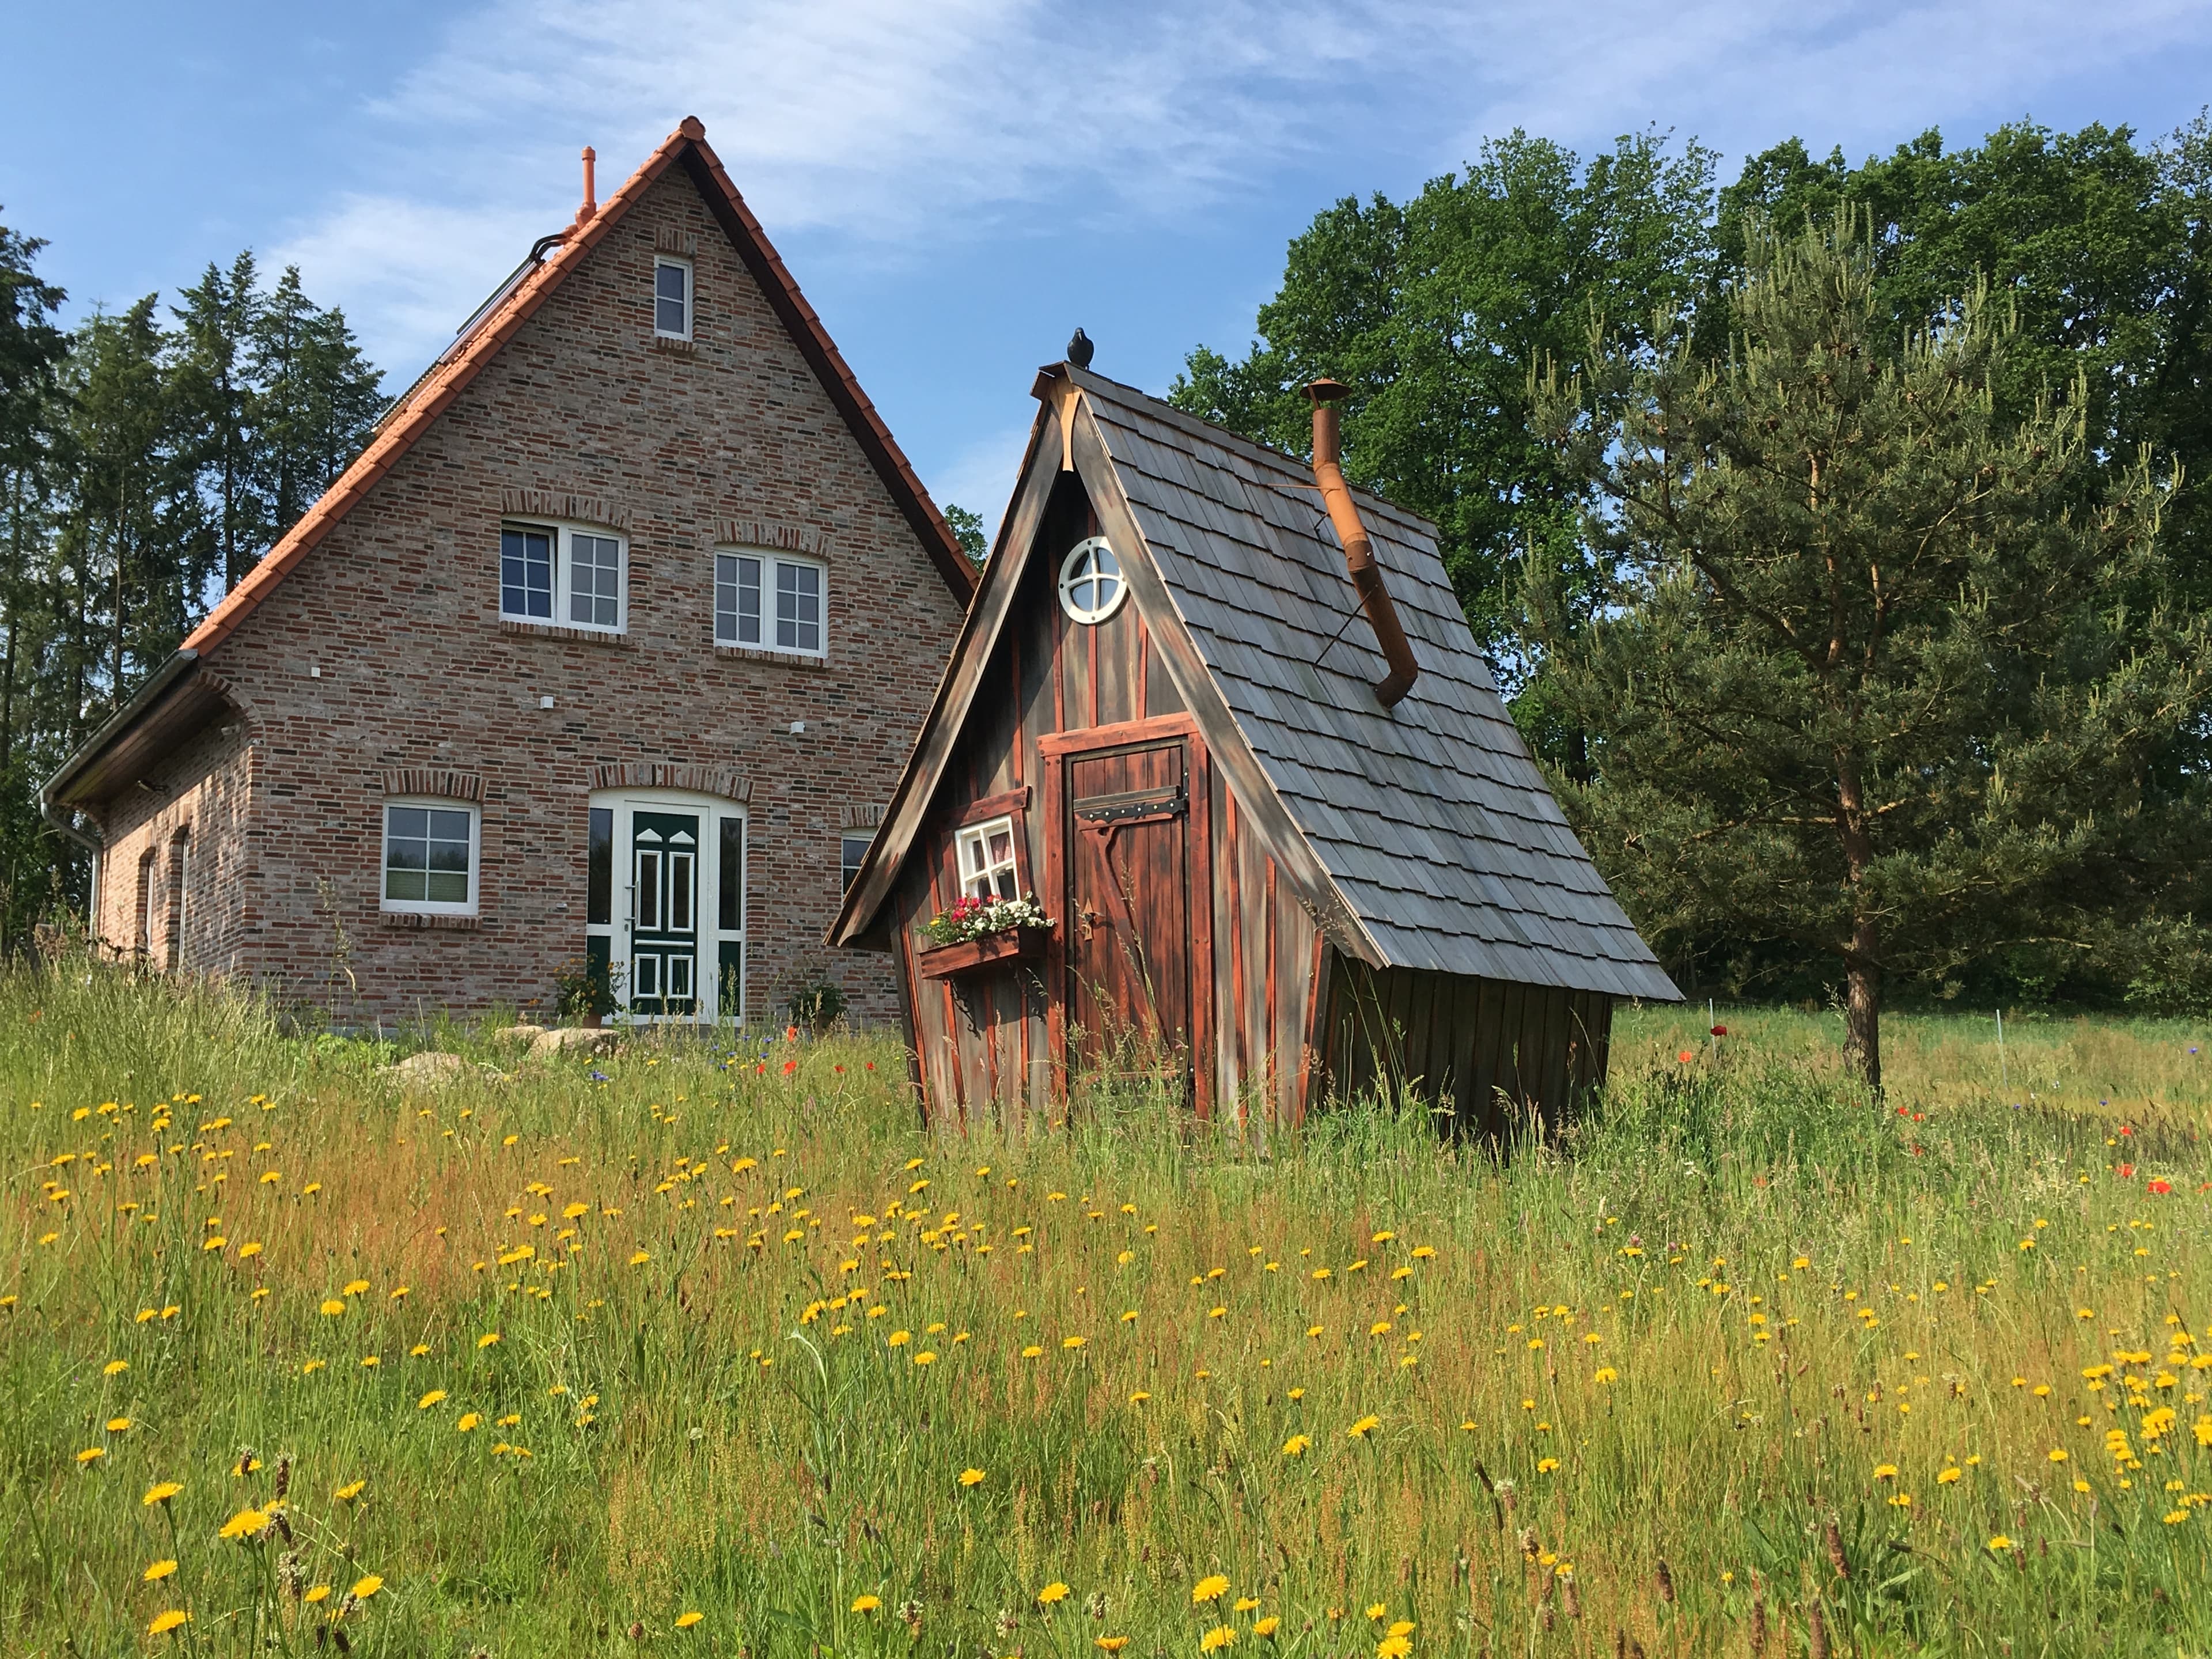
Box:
[1067, 328, 1094, 368]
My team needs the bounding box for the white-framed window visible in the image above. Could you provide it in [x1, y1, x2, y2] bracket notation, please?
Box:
[715, 549, 825, 656]
[501, 522, 627, 634]
[1058, 536, 1127, 624]
[955, 815, 1021, 901]
[840, 834, 872, 892]
[382, 799, 480, 916]
[654, 256, 692, 340]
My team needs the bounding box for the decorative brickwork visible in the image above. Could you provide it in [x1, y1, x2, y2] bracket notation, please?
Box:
[78, 150, 964, 1029]
[382, 769, 485, 801]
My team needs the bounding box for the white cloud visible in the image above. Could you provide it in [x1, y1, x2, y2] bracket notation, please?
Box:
[276, 0, 2212, 376]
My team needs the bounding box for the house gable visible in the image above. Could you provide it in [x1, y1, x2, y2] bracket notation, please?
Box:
[176, 117, 971, 664]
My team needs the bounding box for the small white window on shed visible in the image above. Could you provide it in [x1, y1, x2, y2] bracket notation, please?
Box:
[654, 257, 692, 339]
[1058, 536, 1127, 624]
[956, 816, 1021, 901]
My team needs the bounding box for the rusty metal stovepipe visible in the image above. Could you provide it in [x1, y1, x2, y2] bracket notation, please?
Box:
[1306, 378, 1417, 707]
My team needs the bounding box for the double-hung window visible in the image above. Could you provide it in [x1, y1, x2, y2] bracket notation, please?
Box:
[382, 800, 480, 916]
[715, 549, 825, 656]
[501, 522, 626, 634]
[654, 257, 692, 340]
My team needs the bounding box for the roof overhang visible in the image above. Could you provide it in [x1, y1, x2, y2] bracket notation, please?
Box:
[43, 652, 234, 816]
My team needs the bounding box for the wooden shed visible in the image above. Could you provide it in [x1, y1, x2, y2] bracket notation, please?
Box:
[830, 359, 1679, 1132]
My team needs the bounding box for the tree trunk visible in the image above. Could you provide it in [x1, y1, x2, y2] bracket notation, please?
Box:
[1843, 926, 1881, 1095]
[1834, 747, 1883, 1094]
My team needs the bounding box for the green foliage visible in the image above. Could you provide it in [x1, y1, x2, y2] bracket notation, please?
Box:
[1170, 129, 1718, 660]
[942, 501, 988, 564]
[0, 214, 381, 950]
[1529, 211, 2212, 1086]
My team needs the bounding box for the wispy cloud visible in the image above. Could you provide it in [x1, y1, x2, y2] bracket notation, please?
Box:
[271, 0, 2212, 399]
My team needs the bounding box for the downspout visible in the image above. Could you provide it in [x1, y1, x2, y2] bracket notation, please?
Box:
[1307, 379, 1418, 708]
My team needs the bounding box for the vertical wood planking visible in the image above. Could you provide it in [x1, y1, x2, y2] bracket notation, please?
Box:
[1186, 736, 1215, 1122]
[1224, 789, 1245, 1117]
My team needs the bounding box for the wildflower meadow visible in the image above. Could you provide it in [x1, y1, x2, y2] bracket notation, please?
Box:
[3, 968, 2210, 1657]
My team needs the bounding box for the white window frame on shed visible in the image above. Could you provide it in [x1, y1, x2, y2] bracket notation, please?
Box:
[381, 798, 482, 917]
[501, 521, 627, 635]
[955, 815, 1022, 901]
[714, 548, 827, 657]
[654, 256, 694, 340]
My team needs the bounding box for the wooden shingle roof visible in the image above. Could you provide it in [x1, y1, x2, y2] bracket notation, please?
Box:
[1069, 367, 1678, 1002]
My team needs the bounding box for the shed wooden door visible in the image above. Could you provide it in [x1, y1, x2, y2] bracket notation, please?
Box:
[1062, 736, 1195, 1085]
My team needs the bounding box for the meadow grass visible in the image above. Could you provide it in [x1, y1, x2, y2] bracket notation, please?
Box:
[2, 967, 2209, 1658]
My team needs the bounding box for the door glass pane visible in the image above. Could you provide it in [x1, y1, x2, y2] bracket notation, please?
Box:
[636, 849, 661, 930]
[718, 818, 744, 930]
[586, 808, 612, 925]
[634, 953, 660, 997]
[670, 851, 694, 930]
[667, 953, 694, 998]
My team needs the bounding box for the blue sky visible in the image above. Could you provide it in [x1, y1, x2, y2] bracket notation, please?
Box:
[8, 1, 2212, 531]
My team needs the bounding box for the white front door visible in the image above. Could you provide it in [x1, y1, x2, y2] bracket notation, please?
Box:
[585, 790, 746, 1023]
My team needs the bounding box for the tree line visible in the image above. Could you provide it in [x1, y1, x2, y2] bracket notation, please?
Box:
[0, 223, 382, 946]
[1175, 117, 2212, 1081]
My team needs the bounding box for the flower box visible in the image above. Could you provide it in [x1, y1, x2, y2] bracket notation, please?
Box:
[916, 925, 1053, 980]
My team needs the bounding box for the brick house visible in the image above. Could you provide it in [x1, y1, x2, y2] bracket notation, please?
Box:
[41, 118, 975, 1028]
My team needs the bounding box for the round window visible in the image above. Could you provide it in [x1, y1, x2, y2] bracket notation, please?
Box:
[1057, 537, 1127, 624]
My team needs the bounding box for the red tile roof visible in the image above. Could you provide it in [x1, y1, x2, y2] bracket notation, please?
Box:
[181, 115, 974, 657]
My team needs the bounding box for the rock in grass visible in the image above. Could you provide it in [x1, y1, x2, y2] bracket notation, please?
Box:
[532, 1028, 615, 1059]
[496, 1024, 548, 1044]
[383, 1050, 468, 1086]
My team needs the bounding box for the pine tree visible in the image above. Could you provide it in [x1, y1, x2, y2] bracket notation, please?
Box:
[1531, 213, 2212, 1088]
[170, 252, 264, 592]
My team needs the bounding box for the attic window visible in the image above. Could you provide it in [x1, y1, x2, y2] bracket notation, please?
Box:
[655, 257, 692, 340]
[1058, 536, 1126, 624]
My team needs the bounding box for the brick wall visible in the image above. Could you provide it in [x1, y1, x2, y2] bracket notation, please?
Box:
[88, 164, 965, 1028]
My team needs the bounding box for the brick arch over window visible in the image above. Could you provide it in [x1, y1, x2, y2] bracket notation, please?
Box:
[381, 769, 484, 802]
[588, 764, 751, 802]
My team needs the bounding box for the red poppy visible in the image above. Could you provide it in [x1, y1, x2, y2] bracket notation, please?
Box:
[2118, 1162, 2135, 1178]
[1911, 1112, 1923, 1123]
[834, 1065, 845, 1074]
[1676, 1049, 1695, 1064]
[1710, 1025, 1727, 1037]
[2147, 1179, 2172, 1196]
[2119, 1125, 2133, 1136]
[865, 1062, 876, 1071]
[782, 1059, 798, 1076]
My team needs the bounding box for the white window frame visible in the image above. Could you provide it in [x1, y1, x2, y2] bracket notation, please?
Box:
[714, 547, 827, 658]
[1058, 536, 1128, 624]
[654, 256, 694, 341]
[955, 815, 1021, 902]
[380, 798, 482, 917]
[501, 521, 628, 635]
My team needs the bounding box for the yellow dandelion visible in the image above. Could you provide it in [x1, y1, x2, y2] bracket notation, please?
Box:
[218, 1506, 268, 1540]
[959, 1468, 986, 1487]
[1194, 1574, 1230, 1605]
[676, 1611, 704, 1629]
[1201, 1627, 1237, 1652]
[1039, 1582, 1071, 1605]
[1346, 1415, 1380, 1439]
[853, 1594, 882, 1613]
[149, 1610, 190, 1637]
[417, 1389, 447, 1410]
[75, 1446, 105, 1464]
[143, 1482, 182, 1506]
[1283, 1434, 1310, 1457]
[143, 1560, 177, 1582]
[350, 1574, 383, 1600]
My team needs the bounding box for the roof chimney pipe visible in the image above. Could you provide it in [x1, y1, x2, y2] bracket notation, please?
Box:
[1307, 379, 1417, 708]
[577, 146, 597, 224]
